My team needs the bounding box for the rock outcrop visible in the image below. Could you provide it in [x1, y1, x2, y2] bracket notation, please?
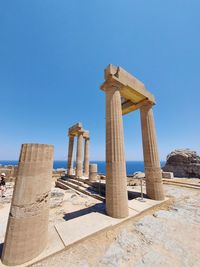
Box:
[163, 149, 200, 178]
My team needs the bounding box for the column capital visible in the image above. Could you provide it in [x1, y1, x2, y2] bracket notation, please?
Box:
[68, 122, 83, 136]
[83, 131, 90, 140]
[101, 78, 123, 93]
[77, 131, 84, 136]
[140, 101, 154, 110]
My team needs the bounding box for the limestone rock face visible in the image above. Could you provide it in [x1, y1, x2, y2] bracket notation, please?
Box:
[163, 149, 200, 178]
[132, 172, 145, 179]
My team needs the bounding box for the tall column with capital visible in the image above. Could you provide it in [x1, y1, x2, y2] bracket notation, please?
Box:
[105, 86, 129, 218]
[76, 133, 83, 177]
[67, 135, 74, 175]
[83, 137, 89, 176]
[140, 104, 165, 200]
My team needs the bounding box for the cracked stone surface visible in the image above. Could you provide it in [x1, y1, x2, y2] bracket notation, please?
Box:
[32, 182, 200, 267]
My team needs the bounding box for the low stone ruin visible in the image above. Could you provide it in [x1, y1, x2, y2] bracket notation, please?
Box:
[0, 165, 18, 182]
[163, 149, 200, 178]
[0, 164, 66, 182]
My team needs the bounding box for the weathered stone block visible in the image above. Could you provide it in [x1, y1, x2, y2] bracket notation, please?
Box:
[162, 171, 174, 179]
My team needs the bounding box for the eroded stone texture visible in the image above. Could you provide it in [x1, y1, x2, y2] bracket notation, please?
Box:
[2, 144, 54, 266]
[163, 149, 200, 178]
[67, 135, 74, 175]
[105, 87, 129, 218]
[140, 104, 164, 200]
[162, 171, 174, 179]
[89, 164, 98, 182]
[83, 135, 90, 177]
[76, 133, 83, 177]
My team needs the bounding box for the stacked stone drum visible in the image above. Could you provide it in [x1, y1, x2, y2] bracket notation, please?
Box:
[2, 144, 54, 266]
[89, 164, 98, 182]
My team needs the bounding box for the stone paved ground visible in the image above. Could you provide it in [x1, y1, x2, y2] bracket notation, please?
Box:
[33, 184, 200, 267]
[0, 184, 100, 244]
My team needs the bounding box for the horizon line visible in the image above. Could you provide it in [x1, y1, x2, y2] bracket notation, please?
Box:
[0, 159, 166, 162]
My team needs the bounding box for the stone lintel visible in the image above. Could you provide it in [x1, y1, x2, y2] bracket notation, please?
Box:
[100, 64, 155, 115]
[68, 122, 83, 136]
[122, 99, 153, 115]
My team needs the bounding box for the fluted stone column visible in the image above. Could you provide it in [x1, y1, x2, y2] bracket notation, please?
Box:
[140, 104, 164, 200]
[2, 144, 54, 266]
[83, 138, 89, 176]
[67, 135, 74, 175]
[105, 87, 129, 218]
[89, 164, 98, 182]
[76, 133, 83, 177]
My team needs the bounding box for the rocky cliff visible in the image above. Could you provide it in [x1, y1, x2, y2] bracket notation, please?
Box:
[163, 149, 200, 178]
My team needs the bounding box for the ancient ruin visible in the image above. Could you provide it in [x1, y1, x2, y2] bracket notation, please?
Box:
[67, 123, 89, 177]
[89, 164, 98, 182]
[100, 64, 164, 218]
[0, 66, 167, 266]
[2, 144, 54, 266]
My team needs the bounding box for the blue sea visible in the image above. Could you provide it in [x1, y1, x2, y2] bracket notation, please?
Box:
[0, 160, 165, 175]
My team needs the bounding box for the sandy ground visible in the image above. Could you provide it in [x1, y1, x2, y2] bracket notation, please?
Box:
[0, 180, 200, 267]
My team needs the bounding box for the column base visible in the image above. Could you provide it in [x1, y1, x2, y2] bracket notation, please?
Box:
[145, 167, 164, 200]
[68, 168, 74, 176]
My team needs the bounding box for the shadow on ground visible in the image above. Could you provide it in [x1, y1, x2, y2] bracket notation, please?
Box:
[63, 203, 105, 221]
[128, 191, 147, 199]
[85, 183, 147, 201]
[63, 189, 148, 221]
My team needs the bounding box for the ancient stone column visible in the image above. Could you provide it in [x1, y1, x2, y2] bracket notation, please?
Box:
[76, 133, 83, 177]
[89, 164, 98, 182]
[105, 87, 129, 218]
[83, 138, 89, 176]
[140, 104, 165, 200]
[67, 135, 74, 175]
[2, 144, 54, 266]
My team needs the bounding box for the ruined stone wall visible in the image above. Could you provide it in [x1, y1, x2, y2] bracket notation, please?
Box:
[0, 165, 18, 181]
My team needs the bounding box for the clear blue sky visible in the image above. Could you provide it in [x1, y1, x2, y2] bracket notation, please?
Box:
[0, 1, 200, 161]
